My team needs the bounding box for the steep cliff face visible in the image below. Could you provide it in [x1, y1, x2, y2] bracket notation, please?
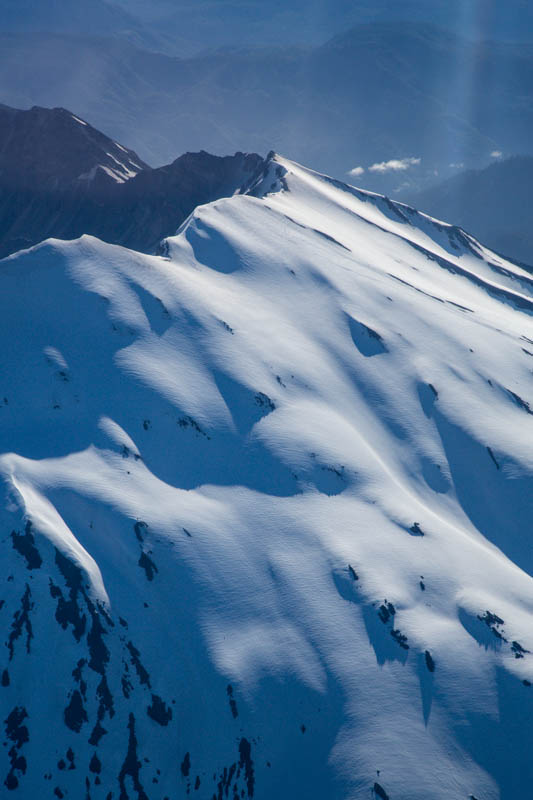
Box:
[1, 154, 533, 799]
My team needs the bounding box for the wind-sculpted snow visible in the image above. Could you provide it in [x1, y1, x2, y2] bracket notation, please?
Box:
[1, 154, 533, 799]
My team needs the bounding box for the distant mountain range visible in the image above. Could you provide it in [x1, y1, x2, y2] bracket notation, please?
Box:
[1, 22, 532, 187]
[1, 0, 170, 52]
[409, 156, 533, 267]
[0, 105, 262, 258]
[4, 0, 533, 55]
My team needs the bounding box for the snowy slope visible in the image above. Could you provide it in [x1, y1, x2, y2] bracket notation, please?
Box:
[1, 154, 532, 800]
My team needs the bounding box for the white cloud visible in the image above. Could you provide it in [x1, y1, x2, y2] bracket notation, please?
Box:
[449, 162, 464, 169]
[368, 157, 421, 173]
[348, 166, 365, 177]
[393, 181, 411, 194]
[491, 150, 503, 158]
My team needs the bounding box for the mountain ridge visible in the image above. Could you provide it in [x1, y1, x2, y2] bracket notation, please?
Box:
[1, 153, 532, 799]
[0, 104, 263, 258]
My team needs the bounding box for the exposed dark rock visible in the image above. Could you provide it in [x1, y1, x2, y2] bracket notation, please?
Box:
[238, 738, 255, 798]
[89, 753, 102, 774]
[348, 565, 359, 581]
[5, 707, 29, 750]
[134, 521, 148, 543]
[64, 690, 88, 733]
[11, 522, 42, 569]
[373, 782, 389, 800]
[138, 552, 158, 581]
[118, 713, 148, 800]
[89, 721, 108, 747]
[72, 659, 87, 699]
[96, 675, 114, 719]
[216, 762, 236, 798]
[85, 611, 109, 676]
[7, 585, 33, 659]
[178, 416, 210, 439]
[2, 670, 10, 687]
[511, 641, 530, 659]
[227, 684, 239, 719]
[378, 601, 396, 624]
[254, 392, 275, 412]
[52, 580, 86, 641]
[4, 706, 29, 791]
[52, 550, 87, 641]
[127, 642, 151, 688]
[390, 629, 409, 650]
[425, 650, 435, 672]
[409, 522, 424, 536]
[147, 694, 172, 726]
[122, 675, 134, 699]
[180, 752, 191, 778]
[478, 610, 507, 641]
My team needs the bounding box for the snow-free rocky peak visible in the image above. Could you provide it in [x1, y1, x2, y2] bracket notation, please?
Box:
[1, 154, 533, 799]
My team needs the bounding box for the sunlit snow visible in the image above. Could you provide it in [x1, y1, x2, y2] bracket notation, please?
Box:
[0, 154, 532, 799]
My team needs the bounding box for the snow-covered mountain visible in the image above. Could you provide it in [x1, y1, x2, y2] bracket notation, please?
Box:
[1, 153, 533, 799]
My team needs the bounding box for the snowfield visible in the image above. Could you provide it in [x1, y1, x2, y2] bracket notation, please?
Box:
[0, 154, 532, 799]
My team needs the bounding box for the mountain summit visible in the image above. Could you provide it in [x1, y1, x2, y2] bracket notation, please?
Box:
[1, 154, 532, 799]
[0, 104, 148, 188]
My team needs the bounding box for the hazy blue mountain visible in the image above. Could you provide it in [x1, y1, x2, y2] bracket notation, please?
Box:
[407, 156, 533, 267]
[113, 0, 533, 53]
[1, 23, 531, 191]
[0, 0, 170, 52]
[3, 0, 533, 57]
